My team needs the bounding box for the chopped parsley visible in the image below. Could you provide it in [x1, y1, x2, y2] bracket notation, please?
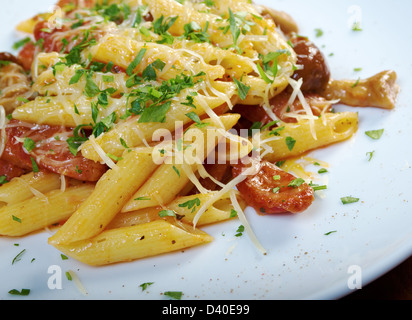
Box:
[0, 175, 9, 185]
[258, 50, 291, 83]
[233, 77, 250, 100]
[126, 47, 147, 76]
[185, 112, 201, 124]
[366, 151, 375, 161]
[365, 129, 384, 140]
[152, 15, 178, 44]
[12, 249, 25, 264]
[182, 21, 210, 43]
[288, 178, 305, 188]
[30, 157, 39, 173]
[164, 291, 183, 300]
[8, 289, 30, 296]
[12, 37, 31, 50]
[235, 225, 245, 237]
[285, 136, 296, 151]
[138, 101, 171, 123]
[139, 282, 154, 291]
[230, 209, 237, 218]
[23, 138, 36, 153]
[340, 196, 360, 205]
[314, 28, 324, 37]
[178, 197, 201, 213]
[159, 209, 176, 217]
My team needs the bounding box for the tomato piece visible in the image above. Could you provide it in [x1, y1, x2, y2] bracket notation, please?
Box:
[232, 160, 314, 214]
[2, 120, 107, 181]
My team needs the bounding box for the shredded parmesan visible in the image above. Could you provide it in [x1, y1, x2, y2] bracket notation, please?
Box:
[60, 174, 66, 192]
[230, 190, 267, 255]
[67, 270, 88, 296]
[287, 77, 318, 140]
[192, 158, 261, 228]
[88, 135, 118, 170]
[15, 176, 49, 202]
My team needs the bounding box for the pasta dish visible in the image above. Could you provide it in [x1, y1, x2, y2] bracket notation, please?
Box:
[0, 0, 399, 266]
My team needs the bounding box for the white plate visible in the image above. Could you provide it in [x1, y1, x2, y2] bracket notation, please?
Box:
[0, 0, 411, 300]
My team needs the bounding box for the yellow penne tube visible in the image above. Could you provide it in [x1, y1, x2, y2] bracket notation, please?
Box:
[109, 190, 245, 229]
[144, 0, 234, 50]
[80, 81, 237, 162]
[0, 184, 94, 237]
[240, 74, 290, 106]
[51, 220, 213, 266]
[260, 112, 359, 162]
[117, 26, 256, 79]
[12, 96, 90, 127]
[168, 191, 246, 226]
[12, 94, 129, 127]
[121, 113, 241, 212]
[0, 171, 62, 205]
[89, 34, 225, 81]
[48, 151, 158, 245]
[31, 52, 62, 80]
[32, 65, 130, 97]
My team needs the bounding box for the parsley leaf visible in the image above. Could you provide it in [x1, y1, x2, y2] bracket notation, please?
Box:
[164, 291, 183, 300]
[341, 196, 360, 205]
[126, 47, 147, 76]
[233, 77, 250, 100]
[178, 197, 201, 213]
[285, 136, 296, 151]
[23, 138, 36, 152]
[138, 101, 171, 123]
[365, 129, 384, 140]
[185, 111, 201, 124]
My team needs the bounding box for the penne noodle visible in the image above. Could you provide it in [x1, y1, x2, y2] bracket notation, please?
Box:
[259, 112, 359, 162]
[121, 113, 241, 212]
[0, 184, 94, 237]
[48, 151, 158, 245]
[51, 219, 213, 266]
[89, 34, 225, 81]
[80, 81, 237, 162]
[108, 191, 245, 229]
[0, 171, 62, 205]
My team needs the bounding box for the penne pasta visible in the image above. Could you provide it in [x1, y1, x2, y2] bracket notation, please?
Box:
[0, 184, 94, 237]
[89, 34, 225, 81]
[0, 171, 62, 205]
[51, 219, 213, 266]
[259, 112, 359, 162]
[108, 190, 245, 229]
[121, 113, 243, 212]
[79, 81, 237, 162]
[48, 151, 158, 245]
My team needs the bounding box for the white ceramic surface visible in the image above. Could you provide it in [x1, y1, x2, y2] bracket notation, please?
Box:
[0, 0, 411, 300]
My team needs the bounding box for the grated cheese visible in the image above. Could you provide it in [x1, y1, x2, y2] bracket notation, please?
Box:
[230, 190, 267, 255]
[88, 134, 118, 170]
[192, 158, 261, 228]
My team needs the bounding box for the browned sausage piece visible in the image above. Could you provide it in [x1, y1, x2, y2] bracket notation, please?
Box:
[290, 36, 331, 94]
